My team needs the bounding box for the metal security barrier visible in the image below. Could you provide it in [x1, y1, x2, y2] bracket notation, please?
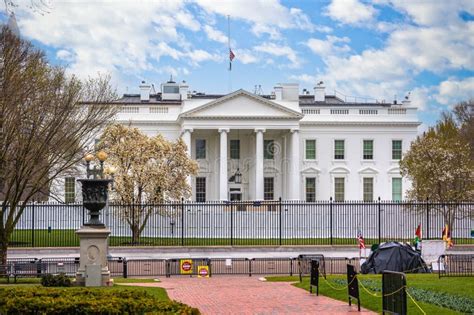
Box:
[347, 264, 360, 311]
[438, 254, 474, 278]
[382, 271, 407, 315]
[298, 254, 326, 281]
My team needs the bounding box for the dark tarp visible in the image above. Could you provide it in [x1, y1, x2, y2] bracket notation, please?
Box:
[361, 242, 430, 274]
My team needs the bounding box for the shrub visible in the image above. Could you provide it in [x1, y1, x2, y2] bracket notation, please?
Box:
[41, 273, 72, 287]
[0, 287, 200, 315]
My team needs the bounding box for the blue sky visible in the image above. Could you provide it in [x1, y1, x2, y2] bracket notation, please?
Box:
[2, 0, 474, 129]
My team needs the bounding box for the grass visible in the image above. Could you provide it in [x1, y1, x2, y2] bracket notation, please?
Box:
[266, 274, 474, 314]
[0, 278, 169, 300]
[13, 229, 474, 247]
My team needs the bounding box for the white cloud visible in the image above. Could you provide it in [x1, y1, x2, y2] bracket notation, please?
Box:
[383, 0, 474, 27]
[435, 77, 474, 106]
[203, 25, 228, 43]
[195, 0, 315, 37]
[325, 0, 377, 25]
[187, 49, 222, 65]
[234, 49, 259, 64]
[306, 35, 350, 56]
[18, 0, 204, 82]
[254, 42, 300, 68]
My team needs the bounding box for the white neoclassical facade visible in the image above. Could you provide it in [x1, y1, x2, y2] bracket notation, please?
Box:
[98, 79, 420, 202]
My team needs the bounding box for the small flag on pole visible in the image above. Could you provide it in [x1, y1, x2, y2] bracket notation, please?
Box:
[229, 49, 235, 71]
[442, 224, 453, 248]
[413, 224, 422, 250]
[357, 229, 366, 249]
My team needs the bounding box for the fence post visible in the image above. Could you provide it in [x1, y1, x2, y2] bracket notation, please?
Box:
[378, 197, 381, 244]
[230, 201, 234, 246]
[330, 197, 333, 246]
[426, 198, 430, 240]
[181, 198, 184, 246]
[279, 197, 282, 246]
[123, 258, 128, 278]
[31, 203, 35, 247]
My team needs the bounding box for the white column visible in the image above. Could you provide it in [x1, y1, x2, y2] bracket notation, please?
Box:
[255, 128, 265, 200]
[219, 128, 229, 200]
[290, 128, 300, 200]
[181, 128, 193, 187]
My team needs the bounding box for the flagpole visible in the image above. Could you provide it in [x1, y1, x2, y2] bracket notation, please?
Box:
[227, 15, 232, 93]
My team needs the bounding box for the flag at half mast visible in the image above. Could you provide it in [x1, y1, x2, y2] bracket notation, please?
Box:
[229, 49, 235, 71]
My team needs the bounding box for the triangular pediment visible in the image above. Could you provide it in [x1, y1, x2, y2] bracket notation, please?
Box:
[180, 89, 303, 119]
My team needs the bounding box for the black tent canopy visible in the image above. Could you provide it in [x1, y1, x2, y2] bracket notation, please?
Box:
[361, 242, 429, 274]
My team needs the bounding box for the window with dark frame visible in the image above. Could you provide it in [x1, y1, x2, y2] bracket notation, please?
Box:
[363, 140, 373, 160]
[392, 140, 402, 160]
[264, 139, 275, 159]
[305, 139, 316, 160]
[230, 139, 240, 159]
[334, 177, 345, 201]
[195, 139, 206, 159]
[363, 177, 374, 201]
[392, 177, 402, 201]
[305, 177, 316, 202]
[195, 177, 206, 202]
[64, 177, 76, 203]
[334, 140, 345, 160]
[264, 177, 274, 200]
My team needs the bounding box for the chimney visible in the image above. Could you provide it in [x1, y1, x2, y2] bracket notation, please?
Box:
[274, 85, 283, 101]
[314, 81, 325, 102]
[179, 81, 189, 100]
[139, 81, 151, 102]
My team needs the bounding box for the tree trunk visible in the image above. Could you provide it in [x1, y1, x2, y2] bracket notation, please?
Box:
[131, 224, 140, 245]
[0, 237, 8, 266]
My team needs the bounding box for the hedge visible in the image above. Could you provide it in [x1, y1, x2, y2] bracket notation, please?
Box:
[0, 287, 200, 315]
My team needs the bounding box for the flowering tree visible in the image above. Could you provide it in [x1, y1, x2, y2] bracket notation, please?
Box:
[98, 124, 198, 244]
[400, 115, 474, 233]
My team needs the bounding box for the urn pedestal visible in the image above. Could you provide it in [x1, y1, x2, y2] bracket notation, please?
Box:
[75, 226, 112, 286]
[75, 178, 113, 287]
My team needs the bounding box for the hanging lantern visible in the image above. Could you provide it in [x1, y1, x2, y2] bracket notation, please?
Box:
[234, 168, 242, 184]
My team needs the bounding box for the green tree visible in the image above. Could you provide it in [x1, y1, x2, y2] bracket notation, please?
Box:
[98, 124, 198, 244]
[400, 114, 474, 233]
[0, 27, 117, 264]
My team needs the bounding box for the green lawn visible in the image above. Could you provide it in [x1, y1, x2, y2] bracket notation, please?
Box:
[267, 274, 474, 314]
[0, 279, 169, 300]
[13, 229, 473, 247]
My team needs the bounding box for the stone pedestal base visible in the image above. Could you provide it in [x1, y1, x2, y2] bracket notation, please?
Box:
[75, 225, 111, 287]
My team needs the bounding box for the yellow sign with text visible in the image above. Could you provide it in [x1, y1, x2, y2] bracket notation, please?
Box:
[180, 259, 193, 274]
[198, 265, 209, 278]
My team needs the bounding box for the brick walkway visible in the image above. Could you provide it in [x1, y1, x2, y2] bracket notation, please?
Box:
[122, 277, 374, 314]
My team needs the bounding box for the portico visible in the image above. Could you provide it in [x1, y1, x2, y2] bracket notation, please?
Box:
[179, 89, 303, 201]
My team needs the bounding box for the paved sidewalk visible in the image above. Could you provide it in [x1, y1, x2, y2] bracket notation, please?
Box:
[123, 277, 374, 314]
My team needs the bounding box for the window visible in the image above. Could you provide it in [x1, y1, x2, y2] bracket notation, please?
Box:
[163, 85, 179, 93]
[264, 140, 275, 160]
[363, 177, 374, 201]
[65, 177, 75, 203]
[392, 140, 402, 160]
[196, 177, 206, 202]
[334, 177, 345, 202]
[195, 139, 206, 159]
[334, 140, 345, 160]
[363, 140, 373, 160]
[306, 177, 316, 202]
[392, 178, 402, 201]
[230, 140, 240, 159]
[264, 177, 274, 200]
[305, 139, 316, 160]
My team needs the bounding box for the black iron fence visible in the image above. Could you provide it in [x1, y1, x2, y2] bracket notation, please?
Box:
[1, 255, 361, 281]
[8, 199, 474, 247]
[438, 254, 474, 277]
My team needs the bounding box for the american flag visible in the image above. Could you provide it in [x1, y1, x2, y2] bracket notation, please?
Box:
[229, 49, 235, 71]
[357, 229, 366, 249]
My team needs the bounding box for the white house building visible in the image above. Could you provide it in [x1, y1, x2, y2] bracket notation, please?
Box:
[76, 78, 419, 203]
